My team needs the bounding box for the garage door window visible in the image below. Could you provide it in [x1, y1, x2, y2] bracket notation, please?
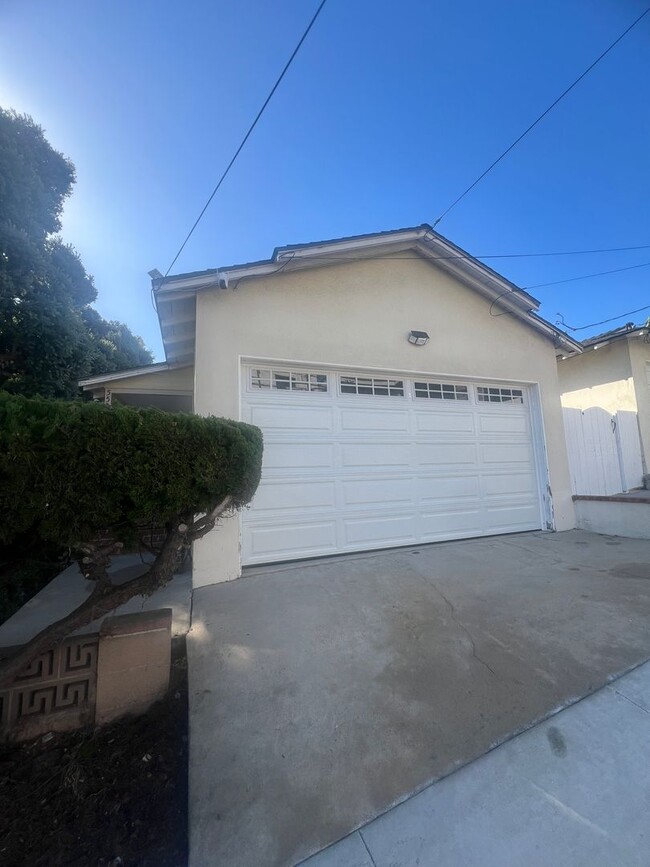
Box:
[340, 376, 404, 397]
[251, 368, 328, 392]
[477, 386, 523, 404]
[414, 381, 469, 401]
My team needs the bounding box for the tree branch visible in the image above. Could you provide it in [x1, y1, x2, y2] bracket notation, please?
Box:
[0, 497, 236, 687]
[188, 496, 233, 538]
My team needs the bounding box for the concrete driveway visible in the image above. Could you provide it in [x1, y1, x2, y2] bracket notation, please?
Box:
[187, 530, 650, 867]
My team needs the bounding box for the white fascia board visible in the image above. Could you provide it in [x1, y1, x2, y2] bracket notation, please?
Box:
[415, 237, 537, 311]
[277, 229, 424, 261]
[155, 274, 220, 295]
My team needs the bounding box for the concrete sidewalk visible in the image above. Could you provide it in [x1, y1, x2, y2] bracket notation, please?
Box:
[0, 553, 192, 645]
[187, 530, 650, 867]
[304, 659, 650, 867]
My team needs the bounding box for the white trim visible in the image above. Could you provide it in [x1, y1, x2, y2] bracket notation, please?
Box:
[528, 383, 555, 531]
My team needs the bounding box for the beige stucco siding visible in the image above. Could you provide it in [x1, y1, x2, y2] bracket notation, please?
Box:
[628, 339, 650, 463]
[192, 254, 575, 586]
[557, 342, 635, 414]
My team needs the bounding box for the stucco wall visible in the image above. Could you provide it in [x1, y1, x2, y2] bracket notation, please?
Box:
[193, 253, 575, 586]
[557, 343, 635, 414]
[628, 339, 650, 464]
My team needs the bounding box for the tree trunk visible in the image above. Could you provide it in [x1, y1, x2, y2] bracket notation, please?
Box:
[0, 521, 186, 687]
[0, 498, 234, 688]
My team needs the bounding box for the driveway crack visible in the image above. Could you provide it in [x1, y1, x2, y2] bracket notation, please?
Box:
[430, 581, 498, 678]
[358, 830, 378, 867]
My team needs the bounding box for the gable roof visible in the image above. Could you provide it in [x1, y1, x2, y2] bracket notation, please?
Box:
[152, 224, 582, 364]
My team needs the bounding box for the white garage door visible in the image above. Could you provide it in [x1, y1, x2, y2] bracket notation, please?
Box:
[241, 364, 543, 565]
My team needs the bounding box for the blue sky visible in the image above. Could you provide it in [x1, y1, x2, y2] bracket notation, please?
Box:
[2, 0, 649, 358]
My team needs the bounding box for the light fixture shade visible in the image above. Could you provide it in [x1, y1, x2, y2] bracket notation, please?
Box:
[408, 330, 430, 346]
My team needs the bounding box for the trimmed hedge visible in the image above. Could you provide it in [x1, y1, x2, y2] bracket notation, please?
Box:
[0, 392, 263, 548]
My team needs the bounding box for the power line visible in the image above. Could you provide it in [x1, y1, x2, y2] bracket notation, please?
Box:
[432, 6, 650, 227]
[162, 0, 329, 280]
[558, 305, 650, 332]
[281, 242, 650, 263]
[524, 260, 650, 290]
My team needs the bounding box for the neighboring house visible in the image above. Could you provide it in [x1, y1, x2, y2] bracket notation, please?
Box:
[80, 362, 194, 412]
[557, 323, 649, 496]
[80, 225, 581, 586]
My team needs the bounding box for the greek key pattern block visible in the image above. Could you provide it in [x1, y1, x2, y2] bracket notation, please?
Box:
[0, 636, 99, 730]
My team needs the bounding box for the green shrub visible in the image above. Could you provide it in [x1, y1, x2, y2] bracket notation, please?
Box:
[0, 392, 263, 549]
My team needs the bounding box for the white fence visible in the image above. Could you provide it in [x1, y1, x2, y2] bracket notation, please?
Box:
[562, 407, 644, 496]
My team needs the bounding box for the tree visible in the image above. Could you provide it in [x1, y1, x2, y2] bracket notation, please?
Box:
[0, 108, 153, 398]
[0, 394, 263, 685]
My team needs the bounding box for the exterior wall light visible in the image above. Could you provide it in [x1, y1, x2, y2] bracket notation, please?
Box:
[408, 330, 430, 346]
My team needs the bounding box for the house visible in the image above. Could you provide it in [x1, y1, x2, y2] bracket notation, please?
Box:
[79, 362, 194, 412]
[558, 323, 649, 496]
[80, 225, 581, 586]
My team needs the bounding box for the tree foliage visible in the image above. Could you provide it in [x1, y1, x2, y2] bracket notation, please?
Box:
[0, 393, 263, 549]
[0, 393, 263, 684]
[0, 107, 153, 398]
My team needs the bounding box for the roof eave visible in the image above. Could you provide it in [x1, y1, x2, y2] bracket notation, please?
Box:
[580, 326, 648, 350]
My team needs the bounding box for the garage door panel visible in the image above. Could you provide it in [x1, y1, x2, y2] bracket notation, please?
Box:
[418, 474, 480, 503]
[484, 503, 540, 532]
[420, 509, 482, 538]
[251, 480, 336, 513]
[244, 520, 338, 562]
[248, 404, 333, 431]
[342, 514, 416, 546]
[480, 443, 532, 464]
[415, 442, 477, 465]
[264, 442, 334, 471]
[414, 411, 475, 434]
[478, 413, 528, 434]
[341, 477, 414, 508]
[339, 408, 410, 432]
[482, 472, 536, 497]
[342, 442, 411, 468]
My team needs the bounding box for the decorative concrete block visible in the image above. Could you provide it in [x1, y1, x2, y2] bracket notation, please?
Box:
[95, 608, 172, 726]
[0, 608, 173, 740]
[0, 636, 98, 741]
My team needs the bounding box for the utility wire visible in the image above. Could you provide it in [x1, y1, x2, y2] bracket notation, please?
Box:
[280, 243, 650, 263]
[162, 0, 328, 280]
[524, 260, 650, 290]
[558, 305, 650, 332]
[432, 6, 650, 227]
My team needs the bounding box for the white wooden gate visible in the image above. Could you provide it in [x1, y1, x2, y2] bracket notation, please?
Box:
[563, 407, 644, 496]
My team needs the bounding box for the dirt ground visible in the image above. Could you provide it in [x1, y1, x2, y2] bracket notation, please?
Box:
[0, 637, 188, 867]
